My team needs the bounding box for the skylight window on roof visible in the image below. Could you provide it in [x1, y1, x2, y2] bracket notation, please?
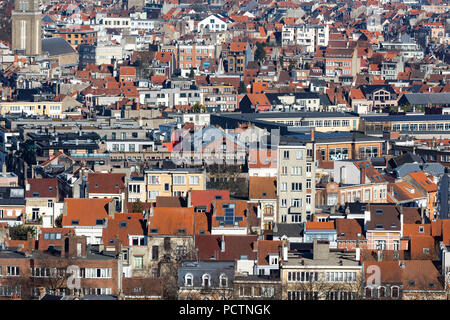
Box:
[150, 228, 158, 233]
[376, 224, 384, 229]
[375, 209, 383, 214]
[33, 192, 40, 197]
[120, 222, 127, 228]
[96, 219, 104, 225]
[49, 187, 53, 191]
[109, 239, 114, 244]
[72, 220, 79, 225]
[215, 195, 222, 200]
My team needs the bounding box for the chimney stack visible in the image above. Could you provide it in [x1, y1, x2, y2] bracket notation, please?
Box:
[25, 232, 33, 257]
[282, 238, 288, 262]
[313, 239, 329, 260]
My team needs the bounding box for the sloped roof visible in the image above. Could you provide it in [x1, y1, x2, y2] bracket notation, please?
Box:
[249, 177, 277, 199]
[62, 198, 113, 227]
[195, 234, 258, 261]
[42, 37, 76, 56]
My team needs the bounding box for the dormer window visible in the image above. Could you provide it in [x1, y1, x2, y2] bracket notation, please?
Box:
[202, 274, 210, 288]
[185, 273, 193, 287]
[120, 222, 127, 228]
[219, 274, 227, 288]
[419, 226, 424, 233]
[96, 219, 104, 225]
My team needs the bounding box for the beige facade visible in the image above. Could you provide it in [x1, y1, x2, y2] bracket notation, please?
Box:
[11, 0, 41, 55]
[277, 143, 316, 223]
[0, 101, 64, 118]
[145, 169, 206, 201]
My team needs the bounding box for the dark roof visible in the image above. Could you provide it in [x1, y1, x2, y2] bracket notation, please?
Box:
[42, 37, 77, 57]
[359, 84, 396, 96]
[272, 223, 303, 238]
[362, 114, 450, 122]
[367, 204, 401, 231]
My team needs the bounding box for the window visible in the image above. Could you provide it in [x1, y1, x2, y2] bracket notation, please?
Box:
[281, 182, 287, 191]
[6, 266, 19, 276]
[365, 287, 372, 298]
[173, 176, 185, 185]
[202, 274, 210, 288]
[152, 246, 159, 260]
[148, 176, 160, 185]
[283, 150, 290, 159]
[148, 190, 160, 200]
[378, 286, 385, 298]
[306, 163, 312, 173]
[219, 274, 228, 287]
[185, 273, 193, 287]
[292, 166, 302, 175]
[291, 182, 302, 191]
[391, 286, 399, 298]
[296, 150, 303, 159]
[134, 256, 143, 269]
[48, 200, 53, 208]
[189, 176, 199, 185]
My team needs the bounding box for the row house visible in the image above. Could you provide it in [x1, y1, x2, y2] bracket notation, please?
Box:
[223, 42, 253, 74]
[281, 24, 330, 53]
[402, 171, 437, 221]
[277, 140, 315, 223]
[61, 198, 118, 245]
[177, 43, 216, 71]
[0, 234, 121, 298]
[139, 87, 202, 108]
[25, 178, 62, 227]
[0, 187, 25, 226]
[358, 85, 398, 113]
[364, 204, 405, 252]
[364, 260, 445, 300]
[200, 84, 237, 112]
[249, 177, 277, 233]
[325, 48, 358, 80]
[145, 168, 206, 201]
[282, 240, 363, 300]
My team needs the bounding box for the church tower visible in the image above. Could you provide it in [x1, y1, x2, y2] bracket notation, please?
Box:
[12, 0, 42, 55]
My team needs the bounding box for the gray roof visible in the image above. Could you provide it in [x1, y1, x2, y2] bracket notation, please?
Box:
[273, 223, 303, 238]
[422, 163, 446, 177]
[394, 163, 422, 178]
[178, 261, 235, 288]
[42, 37, 77, 57]
[401, 93, 450, 105]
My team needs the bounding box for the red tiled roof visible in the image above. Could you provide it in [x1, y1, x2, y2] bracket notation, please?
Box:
[190, 190, 230, 212]
[148, 207, 209, 236]
[25, 178, 58, 198]
[257, 240, 282, 265]
[88, 173, 125, 194]
[62, 198, 113, 227]
[305, 221, 335, 230]
[103, 213, 146, 246]
[195, 234, 258, 261]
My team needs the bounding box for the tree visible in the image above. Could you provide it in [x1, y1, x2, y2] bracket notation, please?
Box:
[254, 42, 266, 62]
[132, 199, 144, 213]
[55, 215, 63, 228]
[191, 102, 207, 113]
[9, 225, 36, 240]
[238, 81, 247, 94]
[188, 67, 195, 78]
